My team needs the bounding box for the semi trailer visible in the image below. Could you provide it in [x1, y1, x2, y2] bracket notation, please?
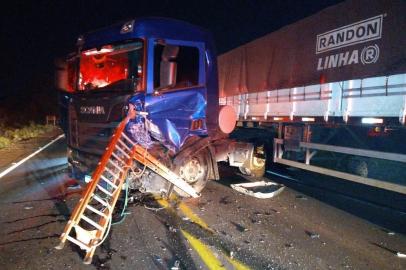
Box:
[56, 0, 406, 199]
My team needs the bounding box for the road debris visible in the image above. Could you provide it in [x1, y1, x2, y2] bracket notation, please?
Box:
[397, 252, 406, 258]
[171, 260, 180, 270]
[230, 181, 284, 199]
[230, 251, 235, 259]
[305, 231, 320, 239]
[381, 228, 396, 236]
[24, 205, 33, 210]
[168, 225, 177, 233]
[285, 243, 294, 249]
[232, 222, 248, 232]
[295, 195, 308, 200]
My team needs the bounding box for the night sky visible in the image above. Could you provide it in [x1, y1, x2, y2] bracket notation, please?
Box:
[1, 0, 341, 106]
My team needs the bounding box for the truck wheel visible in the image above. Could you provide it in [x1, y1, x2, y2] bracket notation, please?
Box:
[174, 148, 210, 197]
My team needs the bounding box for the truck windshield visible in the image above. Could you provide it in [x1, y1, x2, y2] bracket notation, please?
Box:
[77, 40, 144, 92]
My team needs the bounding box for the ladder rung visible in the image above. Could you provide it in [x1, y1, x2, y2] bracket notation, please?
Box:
[108, 159, 124, 172]
[111, 151, 126, 165]
[100, 174, 118, 189]
[97, 184, 114, 197]
[86, 205, 108, 218]
[66, 235, 91, 251]
[121, 132, 135, 145]
[117, 139, 132, 152]
[92, 194, 111, 209]
[81, 215, 104, 231]
[115, 146, 130, 159]
[104, 166, 120, 179]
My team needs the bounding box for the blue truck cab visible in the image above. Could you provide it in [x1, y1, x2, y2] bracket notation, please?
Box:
[58, 18, 220, 182]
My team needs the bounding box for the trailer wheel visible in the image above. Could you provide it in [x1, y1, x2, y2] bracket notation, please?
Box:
[174, 148, 210, 197]
[239, 145, 266, 178]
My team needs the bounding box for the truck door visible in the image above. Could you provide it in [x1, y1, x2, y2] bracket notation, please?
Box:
[145, 40, 207, 151]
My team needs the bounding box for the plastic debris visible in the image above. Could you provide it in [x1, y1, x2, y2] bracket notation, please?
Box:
[230, 251, 234, 259]
[230, 181, 284, 199]
[171, 260, 180, 270]
[397, 252, 406, 258]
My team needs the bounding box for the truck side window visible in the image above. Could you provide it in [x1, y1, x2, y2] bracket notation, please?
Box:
[154, 44, 199, 90]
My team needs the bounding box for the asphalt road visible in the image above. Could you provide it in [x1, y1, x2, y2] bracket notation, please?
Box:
[0, 138, 405, 270]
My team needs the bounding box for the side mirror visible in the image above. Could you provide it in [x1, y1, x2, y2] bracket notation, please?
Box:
[160, 61, 177, 88]
[55, 58, 68, 90]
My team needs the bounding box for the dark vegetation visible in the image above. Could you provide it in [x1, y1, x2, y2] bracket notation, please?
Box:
[0, 80, 58, 148]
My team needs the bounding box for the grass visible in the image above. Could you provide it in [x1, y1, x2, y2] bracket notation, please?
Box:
[0, 122, 55, 149]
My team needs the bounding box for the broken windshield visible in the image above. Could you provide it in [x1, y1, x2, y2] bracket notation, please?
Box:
[78, 40, 144, 92]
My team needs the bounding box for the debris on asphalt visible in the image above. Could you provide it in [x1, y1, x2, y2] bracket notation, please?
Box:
[171, 260, 180, 270]
[251, 218, 262, 225]
[153, 255, 163, 263]
[381, 228, 395, 236]
[230, 250, 235, 259]
[295, 195, 308, 200]
[168, 225, 177, 233]
[305, 230, 320, 239]
[285, 243, 294, 249]
[397, 252, 406, 258]
[232, 222, 248, 232]
[219, 196, 233, 204]
[24, 205, 33, 210]
[230, 181, 285, 199]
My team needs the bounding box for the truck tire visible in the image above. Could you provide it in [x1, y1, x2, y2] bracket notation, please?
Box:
[174, 148, 210, 197]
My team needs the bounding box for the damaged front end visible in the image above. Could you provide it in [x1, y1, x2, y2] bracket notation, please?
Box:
[123, 90, 211, 196]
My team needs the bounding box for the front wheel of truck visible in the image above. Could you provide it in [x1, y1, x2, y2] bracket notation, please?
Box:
[174, 148, 210, 197]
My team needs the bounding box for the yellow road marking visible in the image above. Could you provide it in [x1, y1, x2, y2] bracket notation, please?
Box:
[156, 196, 212, 232]
[156, 197, 170, 208]
[178, 201, 212, 232]
[181, 229, 226, 270]
[155, 196, 251, 270]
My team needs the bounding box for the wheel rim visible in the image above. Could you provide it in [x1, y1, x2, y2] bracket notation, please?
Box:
[179, 157, 204, 184]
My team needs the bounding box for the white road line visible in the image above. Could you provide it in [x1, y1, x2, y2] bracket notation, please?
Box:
[0, 134, 65, 179]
